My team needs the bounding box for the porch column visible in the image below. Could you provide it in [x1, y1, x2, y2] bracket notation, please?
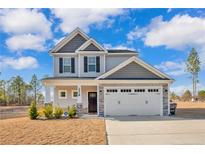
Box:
[77, 84, 83, 113]
[45, 86, 54, 105]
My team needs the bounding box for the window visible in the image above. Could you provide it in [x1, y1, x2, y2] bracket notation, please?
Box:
[63, 58, 71, 73]
[148, 89, 159, 92]
[107, 89, 118, 93]
[134, 89, 145, 92]
[88, 57, 96, 72]
[120, 89, 131, 93]
[59, 90, 67, 99]
[72, 90, 78, 99]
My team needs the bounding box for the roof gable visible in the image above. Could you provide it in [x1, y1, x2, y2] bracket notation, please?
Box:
[76, 38, 107, 53]
[106, 62, 161, 79]
[84, 43, 101, 51]
[58, 34, 87, 53]
[50, 27, 89, 53]
[97, 56, 173, 80]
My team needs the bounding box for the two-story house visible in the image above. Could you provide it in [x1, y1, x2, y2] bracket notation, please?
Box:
[42, 27, 173, 117]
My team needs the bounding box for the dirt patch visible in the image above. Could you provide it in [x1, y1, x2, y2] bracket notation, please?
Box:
[175, 101, 205, 118]
[0, 117, 106, 145]
[0, 106, 28, 119]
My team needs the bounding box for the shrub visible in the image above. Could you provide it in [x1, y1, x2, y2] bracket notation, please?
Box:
[38, 107, 45, 117]
[198, 90, 205, 102]
[43, 104, 53, 119]
[54, 106, 63, 119]
[28, 101, 39, 120]
[68, 105, 77, 118]
[181, 90, 192, 102]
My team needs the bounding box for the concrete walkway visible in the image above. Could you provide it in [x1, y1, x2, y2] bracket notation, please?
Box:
[105, 116, 205, 145]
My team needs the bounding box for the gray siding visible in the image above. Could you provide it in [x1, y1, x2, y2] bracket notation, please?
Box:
[83, 43, 101, 51]
[106, 55, 133, 71]
[106, 62, 161, 79]
[58, 34, 87, 53]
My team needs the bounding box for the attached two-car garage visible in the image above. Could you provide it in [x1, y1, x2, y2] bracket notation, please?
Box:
[104, 86, 162, 116]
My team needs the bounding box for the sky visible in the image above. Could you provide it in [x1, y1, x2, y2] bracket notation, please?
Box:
[0, 8, 205, 95]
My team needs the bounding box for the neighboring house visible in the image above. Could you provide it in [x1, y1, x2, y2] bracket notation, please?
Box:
[42, 27, 174, 117]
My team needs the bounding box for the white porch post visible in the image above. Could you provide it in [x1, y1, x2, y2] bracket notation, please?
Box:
[77, 84, 82, 113]
[45, 86, 55, 105]
[77, 84, 82, 104]
[45, 86, 51, 103]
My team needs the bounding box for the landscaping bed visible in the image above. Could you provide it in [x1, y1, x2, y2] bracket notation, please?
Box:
[0, 117, 106, 145]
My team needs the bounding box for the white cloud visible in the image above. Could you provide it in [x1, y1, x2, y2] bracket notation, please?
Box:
[51, 8, 124, 33]
[0, 9, 52, 38]
[103, 43, 135, 51]
[167, 8, 172, 13]
[0, 56, 39, 70]
[0, 9, 52, 52]
[6, 34, 46, 52]
[127, 26, 148, 41]
[155, 61, 187, 76]
[53, 36, 65, 45]
[128, 14, 205, 69]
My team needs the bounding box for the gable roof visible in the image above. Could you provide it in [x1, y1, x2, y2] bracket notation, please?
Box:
[96, 56, 174, 80]
[76, 38, 108, 53]
[50, 27, 90, 53]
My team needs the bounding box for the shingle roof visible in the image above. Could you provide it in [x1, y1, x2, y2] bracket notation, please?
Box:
[41, 76, 95, 81]
[107, 49, 138, 53]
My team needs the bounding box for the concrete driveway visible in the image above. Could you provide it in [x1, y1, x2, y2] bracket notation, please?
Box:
[105, 116, 205, 144]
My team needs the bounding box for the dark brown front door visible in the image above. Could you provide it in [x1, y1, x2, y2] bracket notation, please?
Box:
[88, 92, 97, 113]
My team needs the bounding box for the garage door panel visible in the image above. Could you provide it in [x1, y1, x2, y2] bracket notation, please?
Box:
[104, 86, 161, 116]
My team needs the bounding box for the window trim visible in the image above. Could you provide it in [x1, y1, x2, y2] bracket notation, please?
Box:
[72, 90, 78, 99]
[88, 56, 96, 72]
[63, 57, 71, 73]
[58, 90, 67, 99]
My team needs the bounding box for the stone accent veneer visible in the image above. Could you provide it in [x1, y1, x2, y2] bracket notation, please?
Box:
[162, 84, 169, 116]
[77, 103, 83, 114]
[99, 85, 104, 117]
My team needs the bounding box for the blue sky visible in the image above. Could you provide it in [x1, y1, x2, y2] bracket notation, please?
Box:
[0, 8, 205, 94]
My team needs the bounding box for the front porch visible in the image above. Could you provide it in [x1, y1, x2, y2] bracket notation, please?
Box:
[45, 84, 99, 115]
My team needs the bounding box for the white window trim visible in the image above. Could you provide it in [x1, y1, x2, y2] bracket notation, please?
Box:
[72, 90, 78, 99]
[88, 56, 96, 72]
[58, 90, 67, 99]
[63, 57, 71, 73]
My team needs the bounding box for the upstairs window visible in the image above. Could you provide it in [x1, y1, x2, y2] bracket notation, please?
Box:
[63, 58, 71, 73]
[88, 57, 96, 72]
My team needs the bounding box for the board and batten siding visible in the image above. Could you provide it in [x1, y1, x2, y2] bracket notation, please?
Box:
[105, 55, 134, 71]
[106, 62, 161, 79]
[58, 34, 87, 53]
[53, 56, 78, 77]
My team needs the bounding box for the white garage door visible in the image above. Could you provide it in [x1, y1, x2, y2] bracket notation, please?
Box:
[104, 86, 162, 116]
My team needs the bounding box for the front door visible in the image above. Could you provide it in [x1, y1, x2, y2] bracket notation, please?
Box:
[88, 92, 97, 113]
